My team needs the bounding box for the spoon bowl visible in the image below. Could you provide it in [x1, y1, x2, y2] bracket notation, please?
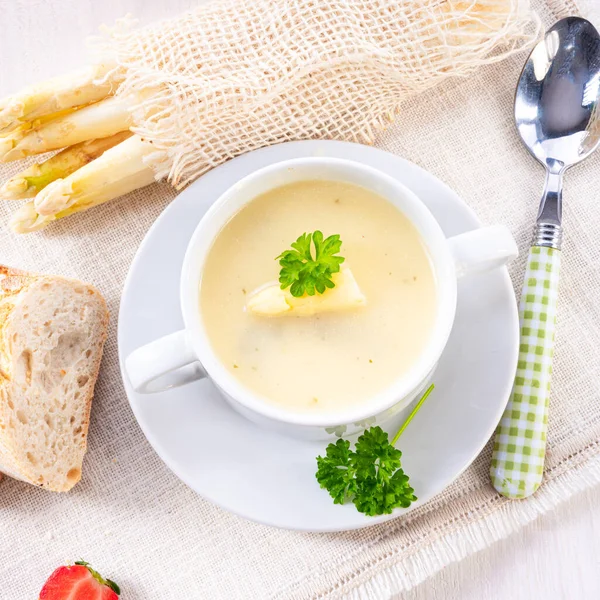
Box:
[515, 17, 600, 173]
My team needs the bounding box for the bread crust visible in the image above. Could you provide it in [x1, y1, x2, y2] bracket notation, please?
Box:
[0, 265, 109, 492]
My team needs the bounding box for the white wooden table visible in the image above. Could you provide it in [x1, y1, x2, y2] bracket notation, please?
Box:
[399, 486, 600, 600]
[1, 1, 599, 598]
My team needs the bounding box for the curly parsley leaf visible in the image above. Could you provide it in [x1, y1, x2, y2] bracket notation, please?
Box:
[315, 384, 435, 516]
[315, 439, 356, 505]
[316, 427, 415, 516]
[353, 428, 416, 515]
[277, 231, 345, 298]
[354, 468, 416, 515]
[353, 426, 403, 481]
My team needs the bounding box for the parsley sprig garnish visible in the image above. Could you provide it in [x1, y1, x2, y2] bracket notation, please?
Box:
[316, 384, 434, 516]
[277, 231, 345, 298]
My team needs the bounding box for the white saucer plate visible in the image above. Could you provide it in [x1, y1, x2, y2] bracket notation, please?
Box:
[118, 141, 519, 532]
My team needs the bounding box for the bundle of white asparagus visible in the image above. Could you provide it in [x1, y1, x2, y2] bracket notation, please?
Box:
[0, 0, 540, 233]
[0, 64, 158, 233]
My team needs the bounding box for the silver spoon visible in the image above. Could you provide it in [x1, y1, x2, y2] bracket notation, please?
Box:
[491, 17, 600, 499]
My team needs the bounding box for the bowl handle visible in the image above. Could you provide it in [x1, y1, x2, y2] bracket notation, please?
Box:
[125, 330, 207, 394]
[447, 225, 518, 278]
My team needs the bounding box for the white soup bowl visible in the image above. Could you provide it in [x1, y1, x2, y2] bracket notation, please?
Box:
[125, 158, 517, 440]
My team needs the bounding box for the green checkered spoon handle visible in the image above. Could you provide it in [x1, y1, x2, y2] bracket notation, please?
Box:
[490, 244, 560, 498]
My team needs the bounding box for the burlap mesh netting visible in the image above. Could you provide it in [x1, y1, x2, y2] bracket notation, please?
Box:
[100, 0, 541, 189]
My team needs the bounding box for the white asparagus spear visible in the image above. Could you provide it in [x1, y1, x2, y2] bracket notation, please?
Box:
[1, 131, 132, 200]
[1, 95, 135, 162]
[0, 62, 118, 132]
[0, 106, 78, 159]
[10, 167, 154, 233]
[25, 134, 156, 221]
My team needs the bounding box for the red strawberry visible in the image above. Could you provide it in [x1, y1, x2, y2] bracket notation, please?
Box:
[39, 561, 120, 600]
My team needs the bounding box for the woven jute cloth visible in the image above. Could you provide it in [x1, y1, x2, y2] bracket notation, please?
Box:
[99, 0, 539, 187]
[1, 0, 599, 598]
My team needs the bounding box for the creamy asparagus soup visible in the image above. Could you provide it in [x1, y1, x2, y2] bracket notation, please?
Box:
[200, 180, 436, 413]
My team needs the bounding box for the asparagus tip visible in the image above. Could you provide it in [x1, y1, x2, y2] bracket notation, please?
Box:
[0, 136, 16, 161]
[0, 177, 30, 199]
[1, 148, 27, 162]
[34, 179, 72, 216]
[0, 101, 25, 130]
[10, 201, 52, 234]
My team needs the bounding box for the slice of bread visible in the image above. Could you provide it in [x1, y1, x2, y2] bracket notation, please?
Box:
[0, 265, 108, 492]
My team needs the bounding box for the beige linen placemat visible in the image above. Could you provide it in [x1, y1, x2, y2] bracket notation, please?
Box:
[1, 0, 599, 598]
